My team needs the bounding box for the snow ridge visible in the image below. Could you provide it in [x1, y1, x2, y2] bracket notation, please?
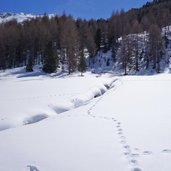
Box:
[0, 78, 118, 131]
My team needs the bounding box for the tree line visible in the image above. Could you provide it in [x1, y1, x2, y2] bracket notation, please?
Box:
[0, 0, 170, 74]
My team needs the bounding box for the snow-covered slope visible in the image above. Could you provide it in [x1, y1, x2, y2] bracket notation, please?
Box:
[0, 68, 171, 171]
[0, 13, 57, 23]
[90, 27, 171, 75]
[0, 13, 36, 23]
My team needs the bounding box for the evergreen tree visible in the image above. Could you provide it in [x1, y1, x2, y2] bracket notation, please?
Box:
[26, 53, 33, 72]
[78, 52, 86, 76]
[111, 40, 119, 62]
[59, 15, 79, 74]
[43, 41, 57, 73]
[149, 24, 163, 72]
[95, 28, 101, 50]
[120, 36, 133, 75]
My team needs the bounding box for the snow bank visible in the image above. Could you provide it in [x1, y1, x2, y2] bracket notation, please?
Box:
[0, 70, 118, 131]
[23, 114, 48, 125]
[49, 78, 117, 113]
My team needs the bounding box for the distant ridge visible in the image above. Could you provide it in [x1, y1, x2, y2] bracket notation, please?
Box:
[0, 12, 57, 23]
[0, 12, 36, 23]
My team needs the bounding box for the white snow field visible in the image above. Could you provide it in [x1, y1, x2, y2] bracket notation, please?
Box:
[0, 68, 171, 171]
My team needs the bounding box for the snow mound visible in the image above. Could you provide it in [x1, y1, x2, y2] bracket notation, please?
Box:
[0, 69, 118, 131]
[0, 118, 22, 131]
[23, 114, 48, 125]
[0, 121, 13, 131]
[71, 79, 117, 108]
[50, 101, 74, 114]
[45, 79, 118, 114]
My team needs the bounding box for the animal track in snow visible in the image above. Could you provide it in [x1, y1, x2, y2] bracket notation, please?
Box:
[131, 168, 142, 171]
[118, 132, 123, 135]
[27, 165, 40, 171]
[142, 151, 152, 155]
[123, 145, 131, 149]
[85, 79, 144, 170]
[129, 159, 138, 166]
[117, 129, 123, 133]
[162, 149, 171, 154]
[124, 151, 130, 156]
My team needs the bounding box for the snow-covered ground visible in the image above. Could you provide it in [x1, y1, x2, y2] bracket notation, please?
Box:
[0, 68, 171, 171]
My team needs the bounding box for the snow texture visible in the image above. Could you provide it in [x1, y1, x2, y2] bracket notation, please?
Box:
[0, 67, 171, 171]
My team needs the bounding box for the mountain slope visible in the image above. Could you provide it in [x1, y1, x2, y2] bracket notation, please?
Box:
[0, 13, 36, 23]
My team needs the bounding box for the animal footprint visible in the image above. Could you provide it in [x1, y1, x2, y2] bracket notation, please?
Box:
[123, 145, 130, 149]
[129, 159, 138, 166]
[142, 151, 152, 155]
[117, 130, 123, 134]
[118, 128, 123, 131]
[123, 151, 131, 158]
[162, 149, 171, 154]
[27, 165, 40, 171]
[132, 168, 142, 171]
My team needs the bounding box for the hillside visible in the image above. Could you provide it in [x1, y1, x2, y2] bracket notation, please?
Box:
[0, 0, 171, 75]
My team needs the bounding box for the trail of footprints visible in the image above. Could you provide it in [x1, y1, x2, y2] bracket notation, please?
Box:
[112, 118, 143, 171]
[86, 96, 143, 170]
[86, 104, 171, 170]
[60, 82, 171, 171]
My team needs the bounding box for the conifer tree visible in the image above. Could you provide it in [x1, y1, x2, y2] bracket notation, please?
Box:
[120, 36, 132, 75]
[43, 41, 57, 73]
[78, 52, 86, 76]
[26, 54, 33, 72]
[95, 28, 101, 50]
[149, 24, 163, 72]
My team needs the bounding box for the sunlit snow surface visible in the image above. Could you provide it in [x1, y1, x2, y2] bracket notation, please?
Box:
[0, 67, 171, 171]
